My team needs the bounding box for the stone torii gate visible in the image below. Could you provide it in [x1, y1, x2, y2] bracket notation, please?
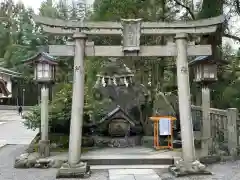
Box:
[33, 15, 224, 177]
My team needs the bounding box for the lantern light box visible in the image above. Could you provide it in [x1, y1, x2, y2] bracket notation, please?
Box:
[189, 56, 218, 83]
[23, 52, 58, 84]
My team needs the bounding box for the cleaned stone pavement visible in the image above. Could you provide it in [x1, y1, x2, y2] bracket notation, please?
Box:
[1, 145, 240, 180]
[0, 110, 23, 121]
[109, 169, 160, 180]
[0, 145, 109, 180]
[0, 109, 240, 180]
[0, 110, 38, 145]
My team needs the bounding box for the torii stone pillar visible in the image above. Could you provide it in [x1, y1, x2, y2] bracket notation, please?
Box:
[57, 32, 88, 178]
[68, 32, 86, 165]
[175, 33, 196, 164]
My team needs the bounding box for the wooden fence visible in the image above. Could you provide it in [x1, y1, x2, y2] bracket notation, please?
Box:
[191, 105, 239, 156]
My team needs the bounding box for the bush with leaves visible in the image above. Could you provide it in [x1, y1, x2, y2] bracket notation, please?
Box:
[23, 83, 72, 134]
[23, 81, 112, 134]
[23, 105, 41, 131]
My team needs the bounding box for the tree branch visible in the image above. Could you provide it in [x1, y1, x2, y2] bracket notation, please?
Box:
[224, 33, 240, 42]
[235, 0, 240, 15]
[172, 1, 240, 43]
[172, 0, 195, 20]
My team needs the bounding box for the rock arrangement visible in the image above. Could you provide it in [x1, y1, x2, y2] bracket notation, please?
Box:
[93, 136, 141, 148]
[169, 159, 211, 177]
[14, 152, 66, 169]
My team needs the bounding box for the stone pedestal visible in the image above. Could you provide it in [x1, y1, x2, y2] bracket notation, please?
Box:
[38, 140, 50, 158]
[169, 159, 211, 177]
[56, 162, 91, 178]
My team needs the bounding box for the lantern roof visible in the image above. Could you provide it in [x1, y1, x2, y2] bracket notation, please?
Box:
[22, 52, 58, 65]
[189, 56, 228, 66]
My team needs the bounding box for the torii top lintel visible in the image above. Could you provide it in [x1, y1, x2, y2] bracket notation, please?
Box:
[32, 15, 224, 36]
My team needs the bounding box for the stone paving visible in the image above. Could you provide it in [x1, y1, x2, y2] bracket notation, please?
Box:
[1, 144, 240, 180]
[0, 110, 38, 145]
[0, 109, 240, 180]
[109, 169, 160, 180]
[0, 145, 109, 180]
[0, 110, 23, 121]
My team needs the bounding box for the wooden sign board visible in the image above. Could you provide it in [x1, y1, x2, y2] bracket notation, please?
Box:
[159, 117, 171, 135]
[150, 116, 176, 150]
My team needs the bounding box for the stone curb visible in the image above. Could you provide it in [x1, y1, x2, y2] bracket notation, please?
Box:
[25, 132, 40, 153]
[0, 140, 7, 149]
[0, 143, 7, 149]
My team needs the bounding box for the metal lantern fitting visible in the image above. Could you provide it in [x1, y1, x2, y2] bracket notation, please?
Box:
[189, 56, 219, 84]
[23, 52, 58, 84]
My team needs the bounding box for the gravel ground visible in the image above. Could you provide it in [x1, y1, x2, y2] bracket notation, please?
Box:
[0, 145, 108, 180]
[1, 145, 240, 180]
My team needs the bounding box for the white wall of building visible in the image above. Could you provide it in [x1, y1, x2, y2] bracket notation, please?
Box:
[0, 73, 12, 98]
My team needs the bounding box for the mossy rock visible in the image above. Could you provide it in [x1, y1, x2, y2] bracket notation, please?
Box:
[199, 155, 221, 164]
[49, 133, 69, 148]
[141, 136, 154, 148]
[82, 137, 94, 147]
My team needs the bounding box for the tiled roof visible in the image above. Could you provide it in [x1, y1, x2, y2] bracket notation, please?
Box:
[0, 67, 21, 77]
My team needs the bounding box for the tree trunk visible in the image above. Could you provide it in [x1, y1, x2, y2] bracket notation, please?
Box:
[198, 0, 223, 62]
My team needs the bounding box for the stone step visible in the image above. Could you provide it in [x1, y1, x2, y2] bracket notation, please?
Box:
[50, 147, 178, 167]
[81, 156, 174, 166]
[90, 165, 169, 170]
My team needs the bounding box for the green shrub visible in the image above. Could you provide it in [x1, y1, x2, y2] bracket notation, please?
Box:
[23, 82, 109, 134]
[23, 105, 41, 131]
[23, 83, 72, 133]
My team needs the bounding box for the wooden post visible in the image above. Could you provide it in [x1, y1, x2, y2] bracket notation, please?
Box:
[196, 91, 202, 106]
[227, 108, 239, 157]
[201, 86, 212, 156]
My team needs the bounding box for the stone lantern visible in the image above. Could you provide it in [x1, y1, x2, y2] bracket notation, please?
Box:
[23, 52, 58, 157]
[189, 56, 218, 84]
[24, 52, 57, 84]
[189, 55, 227, 157]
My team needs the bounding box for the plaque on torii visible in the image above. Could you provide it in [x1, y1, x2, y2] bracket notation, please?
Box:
[32, 14, 224, 177]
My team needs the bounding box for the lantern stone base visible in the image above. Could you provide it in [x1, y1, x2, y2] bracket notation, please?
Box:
[38, 140, 50, 158]
[168, 159, 212, 177]
[56, 162, 91, 179]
